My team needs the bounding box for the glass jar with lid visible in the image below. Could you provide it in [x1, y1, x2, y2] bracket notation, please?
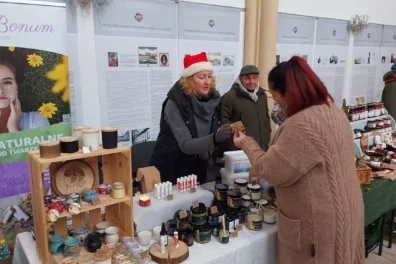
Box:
[112, 182, 126, 199]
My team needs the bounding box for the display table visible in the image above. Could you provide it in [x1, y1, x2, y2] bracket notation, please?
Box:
[363, 178, 396, 227]
[134, 187, 214, 233]
[13, 224, 277, 264]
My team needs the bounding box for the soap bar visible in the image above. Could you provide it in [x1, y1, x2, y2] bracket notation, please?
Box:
[232, 121, 245, 132]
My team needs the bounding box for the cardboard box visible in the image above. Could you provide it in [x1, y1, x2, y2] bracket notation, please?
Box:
[137, 166, 161, 193]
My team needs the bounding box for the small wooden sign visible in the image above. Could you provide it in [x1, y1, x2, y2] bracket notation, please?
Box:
[140, 250, 149, 259]
[91, 197, 100, 206]
[231, 231, 238, 238]
[236, 224, 243, 231]
[192, 200, 199, 209]
[179, 210, 188, 219]
[166, 194, 174, 201]
[190, 187, 196, 193]
[210, 206, 218, 214]
[356, 97, 365, 105]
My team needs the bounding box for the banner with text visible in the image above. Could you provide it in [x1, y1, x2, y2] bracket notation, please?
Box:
[0, 2, 70, 205]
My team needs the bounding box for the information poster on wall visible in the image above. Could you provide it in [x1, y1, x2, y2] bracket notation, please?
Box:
[178, 2, 241, 95]
[350, 24, 383, 104]
[276, 13, 316, 66]
[0, 2, 70, 208]
[65, 0, 82, 127]
[314, 18, 350, 106]
[94, 0, 178, 144]
[378, 25, 396, 101]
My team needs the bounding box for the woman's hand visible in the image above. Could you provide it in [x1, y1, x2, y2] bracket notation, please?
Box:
[7, 98, 21, 132]
[215, 124, 232, 142]
[233, 130, 246, 148]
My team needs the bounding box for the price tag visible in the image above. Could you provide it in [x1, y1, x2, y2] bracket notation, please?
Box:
[231, 231, 238, 238]
[91, 197, 100, 206]
[236, 224, 243, 231]
[179, 210, 188, 219]
[210, 206, 218, 214]
[82, 146, 91, 153]
[166, 194, 174, 201]
[140, 250, 149, 259]
[192, 200, 199, 209]
[190, 187, 196, 193]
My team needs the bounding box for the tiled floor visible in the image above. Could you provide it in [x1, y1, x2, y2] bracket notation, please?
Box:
[366, 242, 396, 264]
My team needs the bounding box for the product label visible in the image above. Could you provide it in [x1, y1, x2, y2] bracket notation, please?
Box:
[196, 230, 211, 244]
[234, 160, 251, 173]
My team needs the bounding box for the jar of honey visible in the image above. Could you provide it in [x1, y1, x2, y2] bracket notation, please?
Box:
[112, 182, 126, 199]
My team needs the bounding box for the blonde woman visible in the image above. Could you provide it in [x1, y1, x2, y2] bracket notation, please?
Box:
[150, 52, 232, 184]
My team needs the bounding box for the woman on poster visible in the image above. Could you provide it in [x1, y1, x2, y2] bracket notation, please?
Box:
[0, 60, 49, 134]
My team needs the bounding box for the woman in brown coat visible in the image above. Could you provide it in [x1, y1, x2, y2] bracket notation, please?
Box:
[234, 56, 364, 264]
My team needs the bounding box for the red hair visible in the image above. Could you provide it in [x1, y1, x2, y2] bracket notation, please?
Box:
[268, 56, 334, 117]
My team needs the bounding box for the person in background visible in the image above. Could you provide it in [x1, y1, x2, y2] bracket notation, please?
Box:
[150, 52, 232, 184]
[0, 61, 49, 134]
[382, 62, 396, 120]
[221, 65, 271, 151]
[233, 56, 364, 264]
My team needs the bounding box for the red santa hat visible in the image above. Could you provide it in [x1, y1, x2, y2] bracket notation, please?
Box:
[182, 52, 213, 77]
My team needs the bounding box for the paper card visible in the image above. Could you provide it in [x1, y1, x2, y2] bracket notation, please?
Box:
[82, 146, 91, 153]
[382, 163, 396, 170]
[231, 231, 238, 238]
[236, 224, 243, 231]
[166, 194, 174, 201]
[192, 200, 199, 209]
[210, 206, 218, 214]
[190, 187, 196, 193]
[356, 97, 365, 104]
[91, 198, 100, 206]
[179, 210, 188, 219]
[140, 250, 149, 259]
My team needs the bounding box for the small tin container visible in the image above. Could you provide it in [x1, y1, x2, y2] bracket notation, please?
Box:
[176, 211, 190, 231]
[98, 184, 107, 195]
[194, 223, 211, 244]
[215, 184, 229, 201]
[248, 184, 262, 201]
[227, 190, 242, 209]
[234, 179, 248, 194]
[190, 203, 208, 225]
[179, 227, 194, 247]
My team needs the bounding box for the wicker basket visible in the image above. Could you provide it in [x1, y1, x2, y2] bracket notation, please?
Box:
[356, 163, 372, 185]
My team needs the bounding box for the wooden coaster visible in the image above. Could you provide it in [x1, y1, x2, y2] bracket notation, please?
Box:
[232, 121, 245, 132]
[149, 239, 189, 264]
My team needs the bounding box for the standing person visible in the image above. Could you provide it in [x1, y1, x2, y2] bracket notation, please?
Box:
[382, 62, 396, 120]
[233, 56, 364, 264]
[221, 65, 271, 151]
[150, 52, 232, 184]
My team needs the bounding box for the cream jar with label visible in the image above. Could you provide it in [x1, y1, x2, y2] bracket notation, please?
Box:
[234, 179, 248, 194]
[242, 195, 251, 208]
[112, 182, 126, 199]
[263, 205, 278, 224]
[82, 129, 100, 151]
[248, 184, 261, 201]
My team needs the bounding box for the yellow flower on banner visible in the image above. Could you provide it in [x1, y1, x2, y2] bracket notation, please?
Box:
[46, 55, 69, 102]
[27, 53, 43, 67]
[38, 102, 58, 118]
[8, 47, 15, 52]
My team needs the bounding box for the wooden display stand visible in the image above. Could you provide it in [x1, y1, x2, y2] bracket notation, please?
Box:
[27, 145, 134, 264]
[149, 240, 189, 264]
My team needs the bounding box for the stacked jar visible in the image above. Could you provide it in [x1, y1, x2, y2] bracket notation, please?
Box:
[189, 203, 211, 244]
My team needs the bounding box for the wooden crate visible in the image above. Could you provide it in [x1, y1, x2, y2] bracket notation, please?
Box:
[27, 145, 133, 264]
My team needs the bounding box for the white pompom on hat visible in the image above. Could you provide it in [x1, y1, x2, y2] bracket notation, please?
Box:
[182, 52, 214, 77]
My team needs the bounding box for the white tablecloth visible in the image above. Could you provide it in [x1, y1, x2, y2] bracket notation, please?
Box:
[13, 225, 277, 264]
[134, 187, 214, 233]
[12, 231, 41, 264]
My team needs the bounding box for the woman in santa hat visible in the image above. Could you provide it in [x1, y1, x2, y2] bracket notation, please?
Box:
[150, 52, 232, 184]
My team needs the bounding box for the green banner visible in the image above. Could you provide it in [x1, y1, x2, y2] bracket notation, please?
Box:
[0, 122, 72, 163]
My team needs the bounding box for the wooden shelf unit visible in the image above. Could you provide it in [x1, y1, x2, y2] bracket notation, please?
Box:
[27, 145, 134, 264]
